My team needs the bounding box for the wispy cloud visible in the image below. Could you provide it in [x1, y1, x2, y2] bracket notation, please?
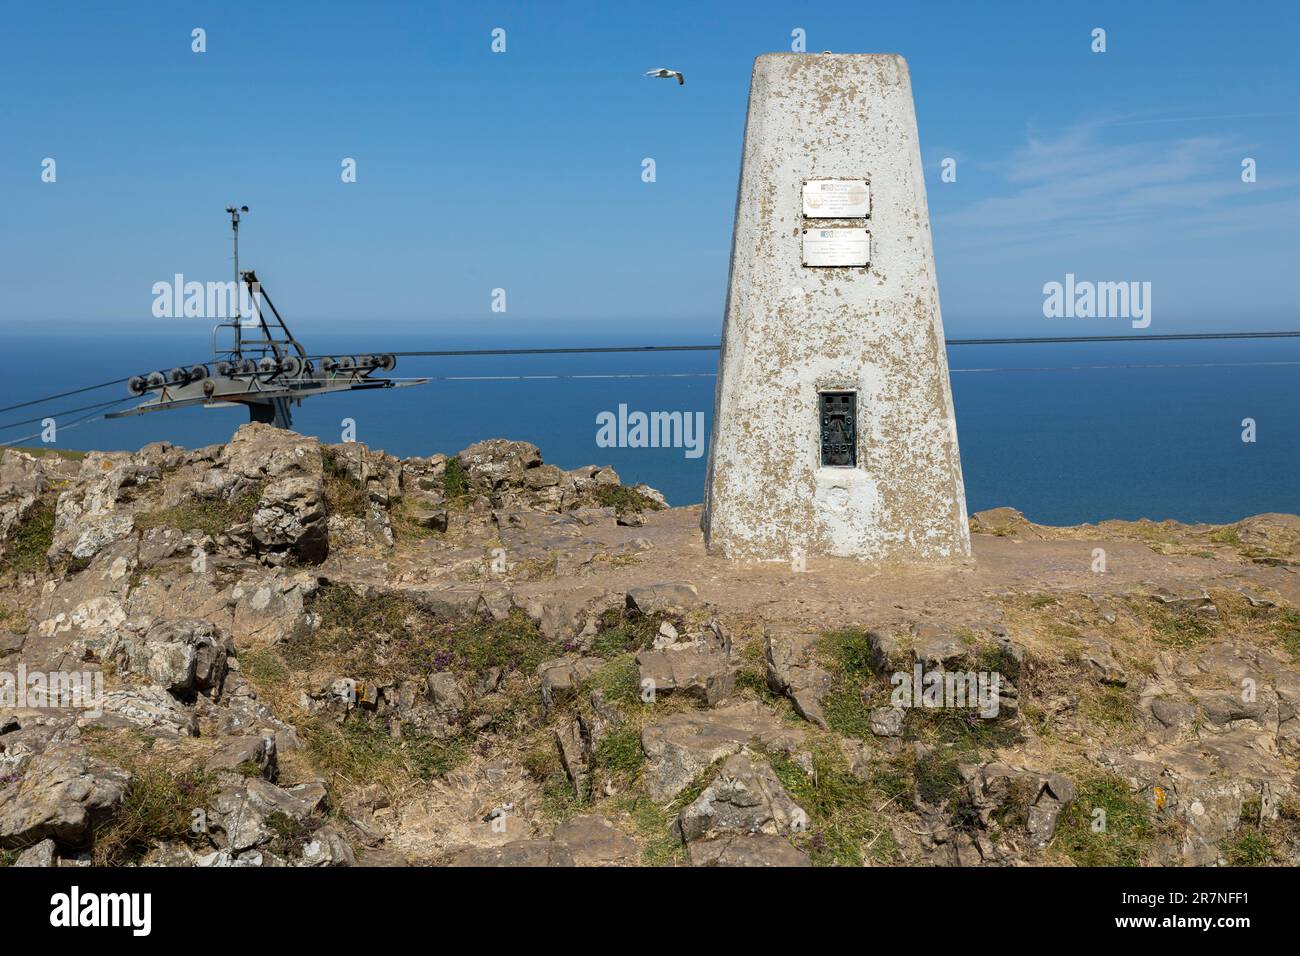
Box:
[934, 120, 1298, 254]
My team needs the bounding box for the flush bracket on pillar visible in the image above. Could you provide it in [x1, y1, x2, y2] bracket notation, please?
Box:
[819, 391, 857, 467]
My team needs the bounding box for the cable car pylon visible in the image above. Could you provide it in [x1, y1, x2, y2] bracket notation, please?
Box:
[107, 207, 425, 430]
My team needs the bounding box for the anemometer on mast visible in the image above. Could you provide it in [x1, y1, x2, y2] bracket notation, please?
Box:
[109, 207, 423, 429]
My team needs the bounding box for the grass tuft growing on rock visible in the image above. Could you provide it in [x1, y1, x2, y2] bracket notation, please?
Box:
[0, 602, 27, 634]
[321, 449, 369, 518]
[591, 726, 644, 776]
[1221, 827, 1276, 865]
[1054, 772, 1154, 866]
[93, 761, 215, 866]
[587, 654, 642, 707]
[135, 486, 263, 539]
[301, 712, 466, 793]
[1126, 597, 1219, 648]
[1, 497, 56, 574]
[588, 607, 667, 659]
[442, 457, 470, 500]
[265, 810, 314, 860]
[622, 795, 686, 866]
[237, 647, 291, 686]
[594, 484, 664, 515]
[817, 628, 881, 740]
[769, 747, 899, 866]
[291, 586, 552, 681]
[1269, 607, 1300, 662]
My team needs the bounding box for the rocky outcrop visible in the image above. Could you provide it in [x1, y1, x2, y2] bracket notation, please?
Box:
[675, 752, 807, 843]
[765, 629, 832, 727]
[687, 834, 811, 867]
[964, 762, 1077, 849]
[638, 621, 734, 707]
[4, 425, 1299, 870]
[122, 619, 231, 698]
[0, 748, 130, 848]
[641, 702, 806, 803]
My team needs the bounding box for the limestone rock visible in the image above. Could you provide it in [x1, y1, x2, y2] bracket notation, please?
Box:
[12, 838, 57, 867]
[765, 629, 832, 727]
[675, 752, 807, 843]
[625, 582, 700, 615]
[637, 644, 733, 707]
[641, 701, 805, 802]
[551, 815, 639, 866]
[911, 622, 969, 668]
[457, 439, 543, 491]
[205, 735, 277, 780]
[538, 655, 604, 713]
[554, 717, 592, 801]
[965, 763, 1077, 848]
[225, 476, 329, 566]
[519, 588, 620, 643]
[0, 747, 130, 848]
[207, 777, 327, 854]
[300, 824, 357, 867]
[1079, 632, 1126, 686]
[94, 687, 199, 737]
[869, 706, 906, 737]
[867, 629, 905, 672]
[1147, 584, 1217, 618]
[687, 834, 811, 867]
[124, 618, 231, 698]
[449, 840, 576, 867]
[0, 631, 25, 658]
[214, 423, 323, 486]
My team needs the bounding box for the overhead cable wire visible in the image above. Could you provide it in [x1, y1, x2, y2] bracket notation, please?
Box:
[0, 397, 135, 448]
[0, 396, 140, 433]
[2, 330, 1298, 427]
[0, 377, 129, 415]
[373, 330, 1300, 358]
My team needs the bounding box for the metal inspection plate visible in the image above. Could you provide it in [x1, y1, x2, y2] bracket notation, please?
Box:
[802, 179, 870, 218]
[802, 227, 870, 267]
[819, 391, 857, 467]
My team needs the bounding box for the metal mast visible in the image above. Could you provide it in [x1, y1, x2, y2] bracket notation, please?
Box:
[224, 205, 248, 358]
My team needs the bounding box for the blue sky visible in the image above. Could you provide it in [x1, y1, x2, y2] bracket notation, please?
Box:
[2, 0, 1298, 344]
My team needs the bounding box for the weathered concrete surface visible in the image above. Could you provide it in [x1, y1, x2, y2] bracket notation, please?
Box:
[703, 53, 970, 563]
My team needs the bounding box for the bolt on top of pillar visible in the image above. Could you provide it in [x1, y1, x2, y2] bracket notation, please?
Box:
[702, 53, 970, 563]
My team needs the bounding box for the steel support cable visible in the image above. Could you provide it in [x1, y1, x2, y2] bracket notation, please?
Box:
[2, 330, 1297, 426]
[372, 330, 1300, 358]
[0, 377, 129, 415]
[0, 397, 135, 448]
[0, 395, 140, 433]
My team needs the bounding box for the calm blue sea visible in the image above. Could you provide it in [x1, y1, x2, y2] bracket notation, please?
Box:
[3, 329, 1298, 526]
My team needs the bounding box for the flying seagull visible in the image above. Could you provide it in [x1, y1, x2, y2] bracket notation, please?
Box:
[645, 68, 684, 86]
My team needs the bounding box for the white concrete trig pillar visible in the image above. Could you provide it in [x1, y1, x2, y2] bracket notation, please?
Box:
[702, 53, 970, 563]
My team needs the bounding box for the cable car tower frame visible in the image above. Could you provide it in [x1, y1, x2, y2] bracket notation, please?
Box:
[109, 207, 422, 429]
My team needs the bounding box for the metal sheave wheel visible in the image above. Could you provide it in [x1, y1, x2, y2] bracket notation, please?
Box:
[127, 376, 147, 395]
[378, 354, 396, 371]
[188, 364, 209, 381]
